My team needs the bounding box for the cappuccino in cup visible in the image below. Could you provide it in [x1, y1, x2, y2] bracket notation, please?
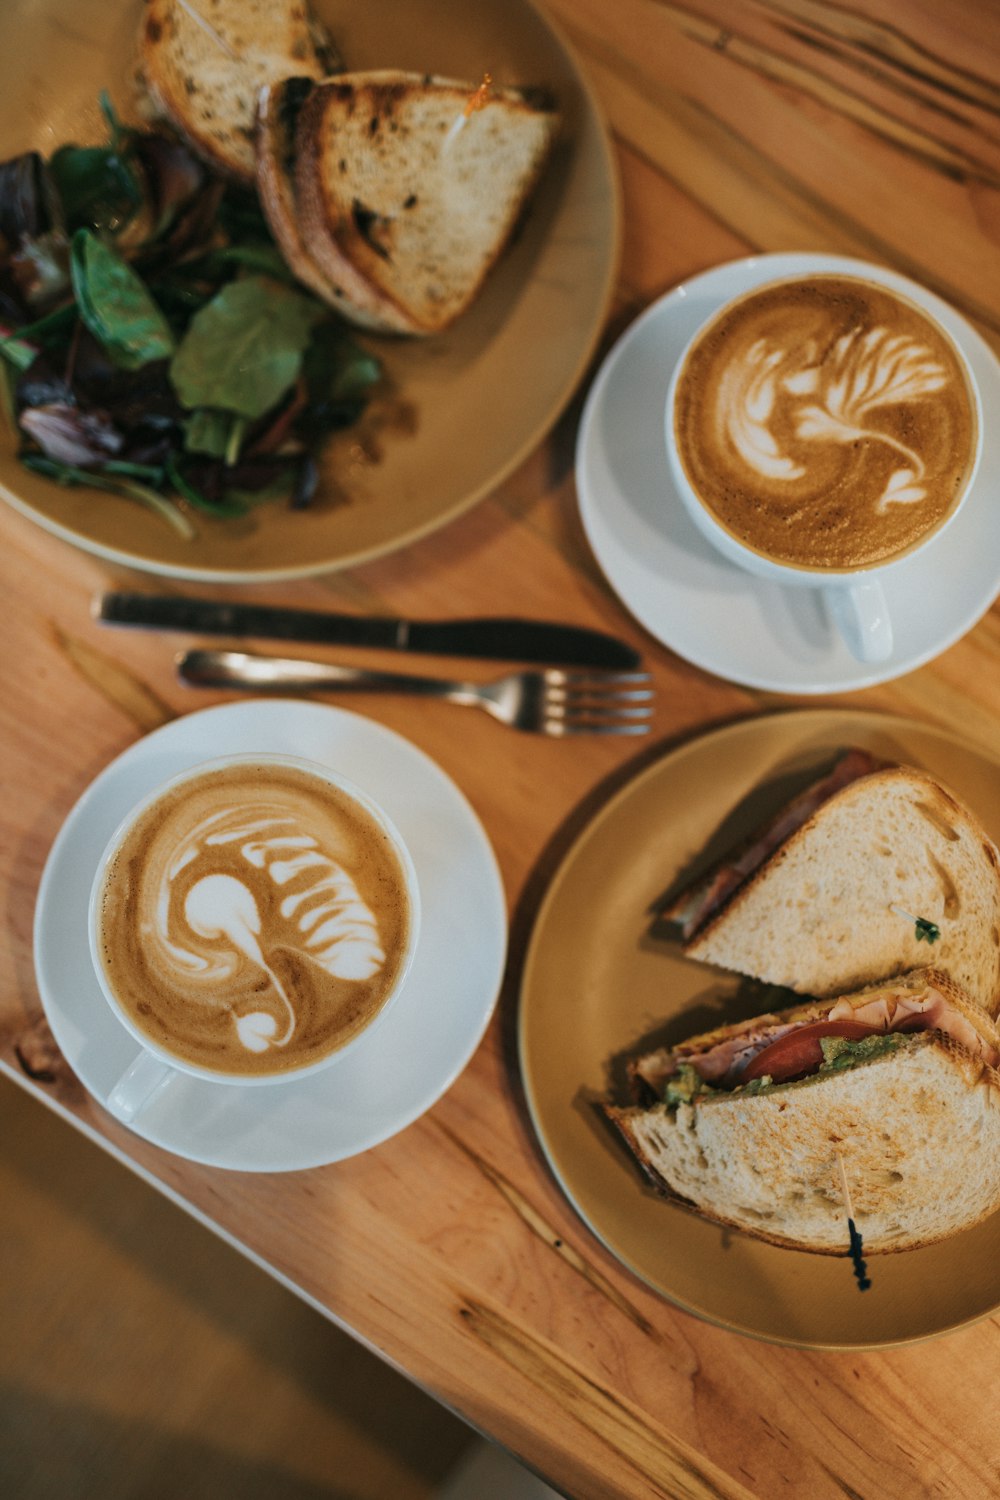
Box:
[91, 755, 417, 1083]
[670, 274, 979, 572]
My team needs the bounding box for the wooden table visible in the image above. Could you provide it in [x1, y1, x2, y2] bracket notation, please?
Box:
[5, 2, 1000, 1495]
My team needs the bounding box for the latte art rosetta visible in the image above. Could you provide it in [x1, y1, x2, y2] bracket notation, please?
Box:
[722, 327, 948, 509]
[673, 276, 978, 571]
[97, 762, 413, 1077]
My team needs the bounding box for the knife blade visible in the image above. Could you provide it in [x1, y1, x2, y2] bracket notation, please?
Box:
[94, 593, 642, 669]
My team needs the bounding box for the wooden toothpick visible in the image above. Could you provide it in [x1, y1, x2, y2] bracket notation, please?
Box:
[442, 73, 494, 150]
[835, 1150, 871, 1291]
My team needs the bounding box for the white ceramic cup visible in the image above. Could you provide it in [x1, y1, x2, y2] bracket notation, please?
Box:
[664, 273, 983, 663]
[88, 753, 421, 1124]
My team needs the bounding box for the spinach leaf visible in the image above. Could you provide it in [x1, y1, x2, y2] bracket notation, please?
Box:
[190, 243, 297, 284]
[169, 274, 323, 420]
[50, 143, 141, 234]
[294, 323, 381, 441]
[305, 323, 381, 403]
[183, 408, 238, 460]
[70, 228, 175, 369]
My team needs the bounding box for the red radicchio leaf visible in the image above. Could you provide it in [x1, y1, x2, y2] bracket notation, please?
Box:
[19, 402, 122, 467]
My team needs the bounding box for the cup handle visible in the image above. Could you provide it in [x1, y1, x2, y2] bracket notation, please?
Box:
[106, 1050, 176, 1123]
[822, 579, 893, 663]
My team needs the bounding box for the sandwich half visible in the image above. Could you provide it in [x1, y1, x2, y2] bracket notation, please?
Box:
[291, 71, 559, 334]
[606, 969, 1000, 1254]
[661, 750, 1000, 1018]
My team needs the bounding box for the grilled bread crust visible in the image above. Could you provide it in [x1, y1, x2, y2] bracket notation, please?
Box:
[255, 77, 355, 307]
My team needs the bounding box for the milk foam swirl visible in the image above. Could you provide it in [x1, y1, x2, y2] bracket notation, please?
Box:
[720, 326, 948, 510]
[160, 803, 388, 1054]
[96, 761, 413, 1077]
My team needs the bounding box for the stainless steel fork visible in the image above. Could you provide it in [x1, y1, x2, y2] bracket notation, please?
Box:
[177, 649, 653, 736]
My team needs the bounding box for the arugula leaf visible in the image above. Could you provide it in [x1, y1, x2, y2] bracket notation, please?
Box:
[70, 228, 175, 369]
[169, 275, 323, 420]
[21, 454, 193, 537]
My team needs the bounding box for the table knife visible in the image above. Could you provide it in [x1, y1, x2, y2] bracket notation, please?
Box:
[94, 593, 642, 669]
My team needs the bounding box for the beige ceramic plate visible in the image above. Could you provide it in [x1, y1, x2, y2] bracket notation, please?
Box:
[0, 0, 618, 580]
[519, 708, 1000, 1349]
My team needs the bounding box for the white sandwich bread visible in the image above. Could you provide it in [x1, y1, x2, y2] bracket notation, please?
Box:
[287, 71, 560, 334]
[138, 0, 341, 183]
[661, 749, 1000, 1018]
[605, 969, 1000, 1254]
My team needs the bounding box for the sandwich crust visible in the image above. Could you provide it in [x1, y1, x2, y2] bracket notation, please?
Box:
[255, 78, 357, 308]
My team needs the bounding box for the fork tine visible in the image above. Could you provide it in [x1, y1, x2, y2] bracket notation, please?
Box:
[542, 671, 654, 704]
[539, 672, 656, 735]
[542, 719, 652, 737]
[539, 666, 654, 734]
[545, 700, 653, 719]
[560, 687, 654, 704]
[543, 669, 652, 688]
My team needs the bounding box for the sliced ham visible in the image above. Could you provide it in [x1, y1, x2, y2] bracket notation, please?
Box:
[655, 982, 1000, 1093]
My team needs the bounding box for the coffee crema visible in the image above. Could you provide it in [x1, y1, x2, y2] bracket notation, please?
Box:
[96, 761, 413, 1077]
[672, 275, 978, 570]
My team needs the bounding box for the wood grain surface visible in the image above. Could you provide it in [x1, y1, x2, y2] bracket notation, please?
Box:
[5, 2, 1000, 1496]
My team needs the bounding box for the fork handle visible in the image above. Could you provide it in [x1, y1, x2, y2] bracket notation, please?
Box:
[178, 649, 478, 703]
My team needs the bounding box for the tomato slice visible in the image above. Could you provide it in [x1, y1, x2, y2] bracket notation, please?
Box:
[741, 1020, 879, 1084]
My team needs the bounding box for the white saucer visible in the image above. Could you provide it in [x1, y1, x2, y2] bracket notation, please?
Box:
[33, 701, 507, 1172]
[576, 252, 1000, 693]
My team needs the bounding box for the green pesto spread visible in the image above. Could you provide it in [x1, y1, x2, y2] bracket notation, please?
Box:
[661, 1030, 908, 1108]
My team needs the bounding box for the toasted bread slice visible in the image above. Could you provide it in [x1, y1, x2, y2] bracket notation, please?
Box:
[606, 972, 1000, 1254]
[673, 764, 1000, 1018]
[293, 70, 559, 335]
[139, 0, 341, 183]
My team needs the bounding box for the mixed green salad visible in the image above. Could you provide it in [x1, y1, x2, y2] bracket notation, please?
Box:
[0, 95, 381, 539]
